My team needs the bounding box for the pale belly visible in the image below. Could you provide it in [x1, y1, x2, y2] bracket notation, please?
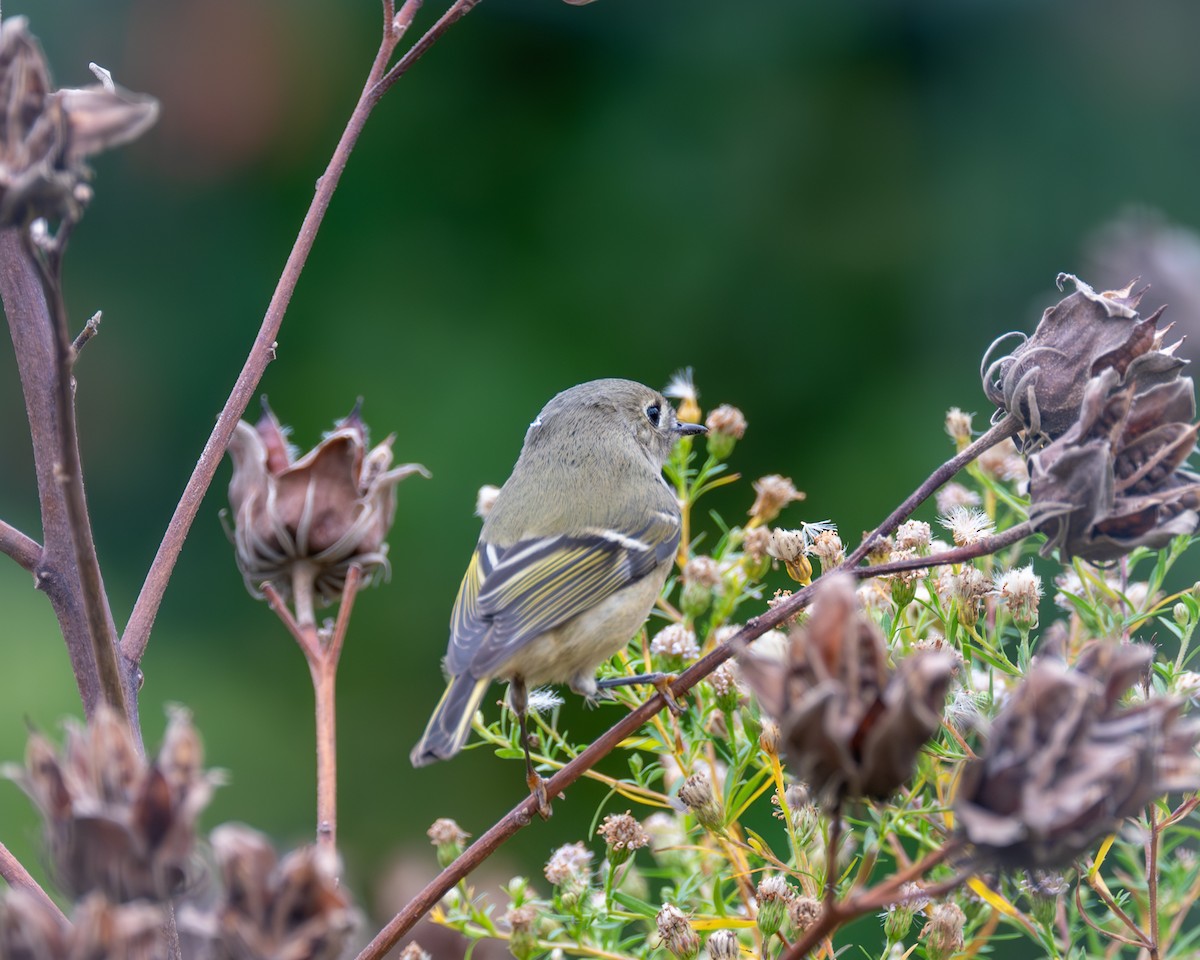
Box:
[495, 570, 667, 688]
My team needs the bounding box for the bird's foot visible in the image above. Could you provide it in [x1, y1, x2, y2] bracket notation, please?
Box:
[528, 771, 553, 820]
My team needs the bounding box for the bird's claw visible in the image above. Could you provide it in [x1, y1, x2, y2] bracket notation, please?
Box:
[654, 676, 684, 715]
[528, 772, 553, 820]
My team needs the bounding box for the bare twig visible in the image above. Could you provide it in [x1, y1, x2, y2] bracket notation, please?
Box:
[263, 565, 363, 854]
[119, 0, 446, 664]
[1146, 804, 1161, 960]
[0, 838, 67, 924]
[0, 229, 132, 720]
[33, 230, 128, 720]
[71, 310, 102, 354]
[0, 519, 41, 573]
[843, 415, 1022, 568]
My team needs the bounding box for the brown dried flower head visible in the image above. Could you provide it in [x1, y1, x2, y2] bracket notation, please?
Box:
[597, 811, 650, 864]
[4, 705, 220, 902]
[705, 929, 740, 960]
[955, 641, 1200, 868]
[226, 401, 428, 609]
[983, 274, 1187, 449]
[749, 475, 805, 524]
[922, 902, 966, 960]
[1027, 362, 1200, 562]
[211, 824, 355, 960]
[739, 573, 956, 806]
[0, 18, 158, 225]
[655, 904, 700, 960]
[0, 889, 166, 960]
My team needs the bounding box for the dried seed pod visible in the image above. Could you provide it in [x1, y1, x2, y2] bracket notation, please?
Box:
[739, 573, 956, 806]
[3, 706, 220, 902]
[226, 402, 428, 607]
[955, 641, 1200, 868]
[983, 274, 1186, 450]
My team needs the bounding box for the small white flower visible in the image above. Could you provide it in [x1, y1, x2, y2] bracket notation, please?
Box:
[939, 505, 995, 547]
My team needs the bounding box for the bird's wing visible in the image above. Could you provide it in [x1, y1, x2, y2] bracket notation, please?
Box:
[446, 511, 680, 676]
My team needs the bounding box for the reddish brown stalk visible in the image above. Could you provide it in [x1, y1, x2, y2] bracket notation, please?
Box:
[0, 229, 133, 723]
[264, 565, 363, 854]
[119, 0, 432, 664]
[0, 519, 40, 573]
[0, 839, 67, 924]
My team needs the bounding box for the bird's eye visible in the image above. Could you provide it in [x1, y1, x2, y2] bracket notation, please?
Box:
[646, 403, 661, 426]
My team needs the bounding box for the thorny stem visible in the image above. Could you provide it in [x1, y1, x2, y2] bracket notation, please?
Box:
[119, 0, 431, 664]
[0, 839, 67, 924]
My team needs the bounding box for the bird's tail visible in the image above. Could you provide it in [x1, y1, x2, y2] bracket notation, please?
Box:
[410, 673, 491, 767]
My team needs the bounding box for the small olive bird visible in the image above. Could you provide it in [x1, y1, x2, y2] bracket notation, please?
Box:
[410, 379, 705, 813]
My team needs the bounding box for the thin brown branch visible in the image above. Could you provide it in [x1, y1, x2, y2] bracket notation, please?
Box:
[0, 839, 67, 924]
[373, 0, 480, 98]
[119, 0, 434, 665]
[856, 520, 1037, 580]
[0, 229, 133, 721]
[71, 310, 101, 354]
[0, 519, 41, 572]
[35, 233, 128, 719]
[1146, 804, 1161, 960]
[843, 414, 1022, 568]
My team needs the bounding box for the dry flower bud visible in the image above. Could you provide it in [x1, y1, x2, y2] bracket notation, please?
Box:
[226, 402, 428, 610]
[955, 641, 1200, 868]
[921, 902, 965, 960]
[1027, 365, 1200, 562]
[664, 368, 702, 424]
[741, 525, 772, 573]
[597, 811, 649, 866]
[935, 482, 981, 514]
[983, 274, 1186, 448]
[4, 706, 219, 902]
[474, 484, 501, 518]
[749, 475, 806, 524]
[945, 407, 974, 447]
[939, 506, 995, 548]
[398, 945, 432, 960]
[705, 929, 740, 960]
[505, 904, 539, 960]
[427, 817, 469, 866]
[1020, 872, 1066, 927]
[883, 883, 927, 943]
[544, 842, 592, 908]
[0, 18, 158, 225]
[705, 405, 747, 459]
[682, 555, 721, 587]
[738, 573, 956, 806]
[755, 876, 794, 937]
[809, 529, 845, 572]
[656, 904, 700, 960]
[211, 824, 355, 960]
[789, 895, 821, 933]
[950, 567, 990, 628]
[706, 661, 742, 712]
[768, 528, 812, 585]
[651, 624, 699, 664]
[993, 564, 1042, 631]
[894, 520, 932, 553]
[677, 772, 723, 832]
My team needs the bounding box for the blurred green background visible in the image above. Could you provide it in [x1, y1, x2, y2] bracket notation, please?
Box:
[3, 0, 1200, 949]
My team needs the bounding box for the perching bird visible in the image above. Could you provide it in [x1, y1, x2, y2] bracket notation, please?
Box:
[410, 379, 705, 812]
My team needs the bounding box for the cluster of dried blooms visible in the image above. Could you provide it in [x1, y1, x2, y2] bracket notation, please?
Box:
[0, 711, 355, 960]
[987, 274, 1200, 559]
[226, 402, 428, 610]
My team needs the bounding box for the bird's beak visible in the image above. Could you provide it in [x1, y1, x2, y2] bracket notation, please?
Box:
[675, 421, 707, 437]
